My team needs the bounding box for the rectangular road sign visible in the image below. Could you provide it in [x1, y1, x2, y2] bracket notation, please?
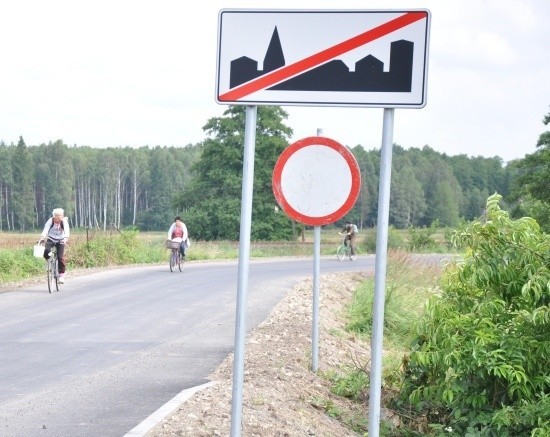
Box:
[216, 9, 431, 108]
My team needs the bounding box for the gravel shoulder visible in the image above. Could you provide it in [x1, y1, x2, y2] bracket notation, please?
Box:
[146, 271, 374, 437]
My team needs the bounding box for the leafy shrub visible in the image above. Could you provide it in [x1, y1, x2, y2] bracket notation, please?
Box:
[396, 194, 550, 436]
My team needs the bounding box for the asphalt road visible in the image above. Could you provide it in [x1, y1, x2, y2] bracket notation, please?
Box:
[0, 255, 376, 437]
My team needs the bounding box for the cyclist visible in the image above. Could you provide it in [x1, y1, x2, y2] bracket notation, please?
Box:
[167, 216, 189, 258]
[340, 221, 358, 256]
[39, 208, 70, 284]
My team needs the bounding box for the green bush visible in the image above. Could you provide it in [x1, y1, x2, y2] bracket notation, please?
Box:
[0, 248, 43, 282]
[406, 223, 438, 252]
[363, 226, 406, 253]
[69, 229, 165, 268]
[396, 194, 550, 436]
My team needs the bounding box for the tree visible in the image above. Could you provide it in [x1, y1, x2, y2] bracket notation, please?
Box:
[462, 186, 489, 220]
[176, 106, 295, 241]
[11, 136, 35, 231]
[510, 107, 550, 231]
[71, 146, 99, 228]
[390, 157, 426, 228]
[418, 158, 462, 227]
[515, 109, 550, 184]
[347, 145, 379, 228]
[34, 140, 75, 225]
[137, 147, 176, 230]
[0, 142, 13, 230]
[126, 147, 150, 226]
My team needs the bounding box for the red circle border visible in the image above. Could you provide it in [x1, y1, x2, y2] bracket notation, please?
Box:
[272, 136, 361, 226]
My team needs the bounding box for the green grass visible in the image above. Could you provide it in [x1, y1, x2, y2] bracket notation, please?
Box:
[324, 249, 446, 435]
[345, 250, 443, 348]
[0, 229, 339, 285]
[0, 227, 453, 286]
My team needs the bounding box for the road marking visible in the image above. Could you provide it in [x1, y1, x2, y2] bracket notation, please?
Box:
[123, 381, 217, 436]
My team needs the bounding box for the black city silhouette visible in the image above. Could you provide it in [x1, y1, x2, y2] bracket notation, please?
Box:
[229, 27, 414, 93]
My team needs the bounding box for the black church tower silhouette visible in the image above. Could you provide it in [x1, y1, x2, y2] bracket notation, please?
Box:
[229, 27, 414, 92]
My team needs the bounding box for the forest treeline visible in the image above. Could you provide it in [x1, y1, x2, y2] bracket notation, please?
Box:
[1, 105, 548, 238]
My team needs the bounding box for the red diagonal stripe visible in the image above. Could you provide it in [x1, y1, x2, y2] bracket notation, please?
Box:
[219, 11, 427, 102]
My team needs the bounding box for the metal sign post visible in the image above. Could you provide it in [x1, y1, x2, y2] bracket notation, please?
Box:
[230, 105, 257, 437]
[312, 224, 321, 371]
[368, 108, 395, 437]
[311, 128, 322, 372]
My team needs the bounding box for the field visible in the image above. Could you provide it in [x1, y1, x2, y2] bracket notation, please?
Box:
[0, 226, 453, 286]
[0, 228, 351, 260]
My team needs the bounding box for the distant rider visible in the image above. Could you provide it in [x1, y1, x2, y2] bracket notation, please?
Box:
[340, 221, 358, 256]
[39, 208, 70, 283]
[167, 216, 189, 258]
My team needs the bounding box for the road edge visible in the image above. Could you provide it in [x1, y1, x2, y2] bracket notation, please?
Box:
[123, 381, 218, 437]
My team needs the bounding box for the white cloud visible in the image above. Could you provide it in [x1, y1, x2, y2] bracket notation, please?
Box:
[475, 32, 516, 65]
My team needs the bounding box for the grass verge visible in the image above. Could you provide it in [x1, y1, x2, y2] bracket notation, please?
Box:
[321, 250, 446, 435]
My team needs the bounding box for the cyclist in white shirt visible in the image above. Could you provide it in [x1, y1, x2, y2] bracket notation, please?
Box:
[39, 208, 70, 283]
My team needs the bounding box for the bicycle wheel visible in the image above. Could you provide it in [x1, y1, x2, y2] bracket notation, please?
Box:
[177, 252, 183, 272]
[170, 250, 176, 272]
[336, 245, 346, 261]
[54, 259, 59, 291]
[47, 258, 54, 293]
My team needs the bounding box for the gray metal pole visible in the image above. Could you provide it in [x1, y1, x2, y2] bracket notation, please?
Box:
[311, 128, 323, 372]
[312, 225, 321, 371]
[230, 105, 258, 437]
[368, 108, 395, 437]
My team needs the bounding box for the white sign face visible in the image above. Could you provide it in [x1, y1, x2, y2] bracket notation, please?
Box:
[280, 146, 351, 217]
[216, 9, 431, 108]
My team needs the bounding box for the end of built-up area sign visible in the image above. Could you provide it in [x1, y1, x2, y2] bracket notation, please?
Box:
[216, 9, 430, 108]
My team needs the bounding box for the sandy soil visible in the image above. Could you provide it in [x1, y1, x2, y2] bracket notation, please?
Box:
[145, 271, 378, 437]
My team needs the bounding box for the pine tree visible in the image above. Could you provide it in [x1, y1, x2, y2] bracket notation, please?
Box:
[11, 136, 35, 231]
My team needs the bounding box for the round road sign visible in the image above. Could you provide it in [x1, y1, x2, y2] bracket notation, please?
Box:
[272, 136, 361, 226]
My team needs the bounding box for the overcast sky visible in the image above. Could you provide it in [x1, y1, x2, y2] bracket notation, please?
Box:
[1, 0, 548, 163]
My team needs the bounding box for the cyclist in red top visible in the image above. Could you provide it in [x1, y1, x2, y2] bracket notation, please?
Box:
[167, 216, 189, 258]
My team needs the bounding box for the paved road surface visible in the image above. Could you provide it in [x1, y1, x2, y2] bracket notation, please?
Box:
[0, 256, 377, 437]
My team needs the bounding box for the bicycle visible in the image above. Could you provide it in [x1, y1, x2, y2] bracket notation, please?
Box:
[166, 240, 183, 272]
[336, 235, 357, 261]
[45, 243, 59, 293]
